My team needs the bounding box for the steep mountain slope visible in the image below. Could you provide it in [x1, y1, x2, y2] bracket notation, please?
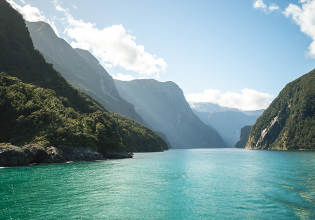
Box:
[246, 69, 315, 150]
[233, 125, 252, 148]
[190, 102, 262, 147]
[0, 0, 168, 157]
[26, 21, 144, 124]
[115, 79, 226, 149]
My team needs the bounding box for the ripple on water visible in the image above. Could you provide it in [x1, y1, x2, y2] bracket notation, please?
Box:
[0, 149, 315, 219]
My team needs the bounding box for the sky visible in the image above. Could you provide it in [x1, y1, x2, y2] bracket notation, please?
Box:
[7, 0, 315, 110]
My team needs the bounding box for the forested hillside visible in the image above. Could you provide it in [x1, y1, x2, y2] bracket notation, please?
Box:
[0, 0, 168, 159]
[246, 69, 315, 150]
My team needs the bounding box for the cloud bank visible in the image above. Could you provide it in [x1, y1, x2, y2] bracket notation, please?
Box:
[284, 0, 315, 58]
[54, 2, 167, 79]
[9, 0, 167, 79]
[8, 0, 46, 21]
[186, 89, 273, 111]
[112, 73, 148, 81]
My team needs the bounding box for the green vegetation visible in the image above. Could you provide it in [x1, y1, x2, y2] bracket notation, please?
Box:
[0, 0, 167, 156]
[247, 69, 315, 150]
[0, 73, 120, 150]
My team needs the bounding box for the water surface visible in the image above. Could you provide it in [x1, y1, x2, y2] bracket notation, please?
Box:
[1, 149, 315, 219]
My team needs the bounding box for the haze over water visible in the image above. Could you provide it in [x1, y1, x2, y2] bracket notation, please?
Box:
[1, 149, 315, 219]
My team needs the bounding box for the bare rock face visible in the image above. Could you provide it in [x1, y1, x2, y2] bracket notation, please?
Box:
[46, 146, 67, 163]
[22, 145, 50, 164]
[57, 145, 105, 161]
[21, 145, 106, 164]
[21, 145, 68, 164]
[0, 144, 107, 167]
[0, 145, 28, 167]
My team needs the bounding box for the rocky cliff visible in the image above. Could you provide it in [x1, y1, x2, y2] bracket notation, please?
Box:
[0, 144, 110, 167]
[233, 126, 252, 148]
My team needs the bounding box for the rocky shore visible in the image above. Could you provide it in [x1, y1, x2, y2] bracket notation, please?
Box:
[0, 144, 132, 167]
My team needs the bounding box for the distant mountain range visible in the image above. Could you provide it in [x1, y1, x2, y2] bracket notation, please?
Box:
[246, 69, 315, 150]
[190, 102, 263, 147]
[115, 79, 226, 149]
[27, 21, 226, 149]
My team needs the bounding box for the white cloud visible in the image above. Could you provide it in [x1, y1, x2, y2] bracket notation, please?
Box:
[112, 73, 136, 81]
[186, 88, 273, 111]
[8, 0, 46, 22]
[269, 4, 280, 12]
[253, 0, 315, 59]
[54, 3, 167, 78]
[112, 73, 148, 81]
[284, 0, 315, 58]
[7, 0, 60, 36]
[253, 0, 280, 13]
[253, 0, 267, 10]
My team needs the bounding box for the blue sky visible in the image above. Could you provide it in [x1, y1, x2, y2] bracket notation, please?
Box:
[8, 0, 315, 110]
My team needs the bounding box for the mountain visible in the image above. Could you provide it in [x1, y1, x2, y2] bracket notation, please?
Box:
[189, 102, 236, 113]
[26, 21, 144, 124]
[115, 79, 226, 149]
[233, 125, 252, 148]
[190, 102, 262, 147]
[246, 69, 315, 150]
[0, 0, 168, 162]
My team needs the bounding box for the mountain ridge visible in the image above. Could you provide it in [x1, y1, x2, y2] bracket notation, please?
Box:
[115, 79, 226, 149]
[26, 21, 145, 124]
[190, 102, 263, 147]
[246, 69, 315, 150]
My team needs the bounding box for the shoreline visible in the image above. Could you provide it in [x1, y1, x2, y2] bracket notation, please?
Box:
[0, 144, 133, 167]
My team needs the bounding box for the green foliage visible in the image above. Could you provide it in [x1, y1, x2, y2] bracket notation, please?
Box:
[0, 73, 115, 150]
[0, 73, 168, 153]
[248, 69, 315, 150]
[0, 0, 168, 155]
[112, 113, 168, 152]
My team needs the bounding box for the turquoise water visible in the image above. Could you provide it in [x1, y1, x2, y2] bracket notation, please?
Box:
[1, 149, 315, 219]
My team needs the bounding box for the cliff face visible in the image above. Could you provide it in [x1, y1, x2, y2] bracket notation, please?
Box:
[26, 21, 145, 124]
[233, 126, 252, 148]
[246, 69, 315, 150]
[0, 0, 168, 164]
[115, 79, 226, 149]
